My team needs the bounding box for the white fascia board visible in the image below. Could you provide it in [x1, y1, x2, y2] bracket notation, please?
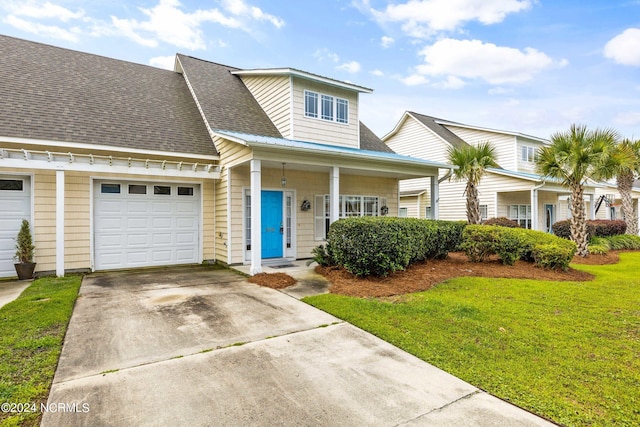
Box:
[381, 111, 410, 141]
[0, 135, 219, 161]
[231, 69, 373, 93]
[0, 158, 220, 179]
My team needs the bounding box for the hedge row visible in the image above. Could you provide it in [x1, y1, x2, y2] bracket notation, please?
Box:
[589, 234, 640, 254]
[460, 225, 577, 270]
[326, 217, 465, 277]
[552, 219, 627, 240]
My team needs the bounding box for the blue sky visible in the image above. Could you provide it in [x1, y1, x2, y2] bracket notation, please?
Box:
[2, 0, 640, 140]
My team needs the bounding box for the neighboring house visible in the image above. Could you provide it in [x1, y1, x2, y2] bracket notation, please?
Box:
[0, 35, 450, 278]
[384, 111, 607, 232]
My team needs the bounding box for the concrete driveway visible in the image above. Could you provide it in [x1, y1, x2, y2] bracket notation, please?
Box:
[43, 267, 555, 426]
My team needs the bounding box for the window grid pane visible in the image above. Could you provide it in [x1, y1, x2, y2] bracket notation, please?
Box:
[336, 98, 348, 123]
[321, 95, 334, 121]
[305, 91, 318, 118]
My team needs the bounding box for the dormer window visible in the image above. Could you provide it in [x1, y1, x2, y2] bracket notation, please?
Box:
[305, 90, 348, 124]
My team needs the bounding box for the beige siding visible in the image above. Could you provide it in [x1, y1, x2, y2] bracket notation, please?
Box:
[445, 126, 517, 170]
[240, 75, 292, 138]
[516, 138, 545, 174]
[33, 170, 56, 273]
[214, 136, 253, 264]
[225, 166, 398, 264]
[291, 78, 359, 148]
[400, 196, 419, 218]
[386, 116, 449, 162]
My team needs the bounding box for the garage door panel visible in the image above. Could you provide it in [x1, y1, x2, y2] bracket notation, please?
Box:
[151, 233, 172, 245]
[94, 180, 200, 271]
[127, 234, 149, 246]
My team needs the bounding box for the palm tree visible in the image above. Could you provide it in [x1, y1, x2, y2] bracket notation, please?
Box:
[536, 124, 620, 256]
[447, 142, 498, 224]
[613, 138, 640, 235]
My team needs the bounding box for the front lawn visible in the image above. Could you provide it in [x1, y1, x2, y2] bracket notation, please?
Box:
[0, 276, 82, 427]
[304, 252, 640, 426]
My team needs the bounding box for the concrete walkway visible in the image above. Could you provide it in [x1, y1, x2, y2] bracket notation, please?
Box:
[42, 266, 556, 426]
[0, 279, 31, 309]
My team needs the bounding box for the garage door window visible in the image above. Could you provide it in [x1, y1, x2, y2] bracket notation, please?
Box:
[0, 179, 23, 191]
[101, 183, 121, 194]
[128, 184, 147, 194]
[154, 185, 171, 195]
[178, 187, 194, 196]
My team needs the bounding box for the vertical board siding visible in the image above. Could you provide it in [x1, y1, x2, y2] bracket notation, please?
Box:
[240, 75, 292, 138]
[291, 78, 359, 148]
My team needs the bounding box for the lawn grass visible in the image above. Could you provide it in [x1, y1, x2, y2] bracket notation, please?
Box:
[304, 252, 640, 426]
[0, 276, 82, 427]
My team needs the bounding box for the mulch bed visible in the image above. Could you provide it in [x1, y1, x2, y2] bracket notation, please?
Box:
[248, 272, 297, 289]
[248, 251, 624, 298]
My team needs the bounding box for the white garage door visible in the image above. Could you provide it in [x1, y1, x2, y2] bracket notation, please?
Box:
[94, 181, 200, 271]
[0, 176, 31, 278]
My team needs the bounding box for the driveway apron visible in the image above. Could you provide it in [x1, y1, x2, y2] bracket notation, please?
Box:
[42, 267, 555, 426]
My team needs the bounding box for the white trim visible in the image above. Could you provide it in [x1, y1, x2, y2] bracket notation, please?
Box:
[303, 90, 350, 125]
[250, 160, 262, 275]
[433, 119, 549, 144]
[56, 170, 65, 277]
[227, 166, 233, 264]
[288, 75, 295, 139]
[231, 68, 373, 93]
[330, 167, 340, 224]
[0, 135, 219, 161]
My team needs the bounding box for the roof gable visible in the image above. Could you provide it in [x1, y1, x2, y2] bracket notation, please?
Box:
[360, 122, 394, 153]
[0, 35, 215, 157]
[176, 54, 282, 139]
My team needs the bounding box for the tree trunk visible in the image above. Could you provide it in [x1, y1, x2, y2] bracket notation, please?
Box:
[570, 183, 589, 257]
[466, 181, 481, 224]
[617, 171, 638, 235]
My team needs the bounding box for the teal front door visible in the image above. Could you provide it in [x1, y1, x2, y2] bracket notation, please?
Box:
[261, 191, 283, 258]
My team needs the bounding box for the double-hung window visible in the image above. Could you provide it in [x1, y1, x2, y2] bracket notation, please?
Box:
[314, 195, 381, 240]
[521, 146, 537, 163]
[304, 90, 348, 124]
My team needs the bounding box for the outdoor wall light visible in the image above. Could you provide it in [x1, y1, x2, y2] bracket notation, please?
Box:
[281, 163, 287, 187]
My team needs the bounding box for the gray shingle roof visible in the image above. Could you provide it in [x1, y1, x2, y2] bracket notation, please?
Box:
[360, 122, 395, 153]
[408, 112, 470, 150]
[177, 54, 282, 138]
[0, 35, 216, 156]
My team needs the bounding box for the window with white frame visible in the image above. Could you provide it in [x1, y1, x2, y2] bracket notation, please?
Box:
[480, 204, 488, 221]
[304, 90, 348, 124]
[314, 194, 380, 240]
[509, 204, 532, 229]
[521, 146, 537, 163]
[425, 206, 432, 219]
[399, 207, 408, 218]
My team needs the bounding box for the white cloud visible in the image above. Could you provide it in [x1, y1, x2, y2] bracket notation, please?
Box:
[111, 0, 244, 50]
[314, 48, 340, 62]
[149, 55, 176, 70]
[3, 14, 81, 42]
[5, 1, 84, 22]
[400, 73, 429, 86]
[337, 61, 361, 74]
[368, 0, 531, 38]
[614, 111, 640, 126]
[414, 38, 565, 85]
[222, 0, 285, 28]
[371, 69, 385, 76]
[604, 28, 640, 66]
[381, 36, 394, 48]
[435, 75, 466, 89]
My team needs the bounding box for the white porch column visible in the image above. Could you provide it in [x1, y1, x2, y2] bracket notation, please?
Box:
[430, 176, 439, 219]
[250, 160, 262, 275]
[56, 169, 65, 277]
[531, 188, 539, 231]
[329, 167, 340, 224]
[589, 194, 595, 220]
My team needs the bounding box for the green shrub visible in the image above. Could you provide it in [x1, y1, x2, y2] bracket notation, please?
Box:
[462, 225, 576, 269]
[482, 217, 521, 228]
[307, 244, 336, 267]
[604, 234, 640, 250]
[532, 243, 575, 271]
[553, 219, 626, 240]
[326, 217, 465, 277]
[588, 237, 610, 255]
